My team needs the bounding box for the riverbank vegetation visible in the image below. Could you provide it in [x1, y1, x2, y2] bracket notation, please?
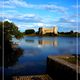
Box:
[58, 31, 80, 37]
[0, 21, 23, 67]
[59, 54, 80, 65]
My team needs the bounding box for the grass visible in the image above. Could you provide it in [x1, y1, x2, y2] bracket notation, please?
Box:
[58, 33, 80, 37]
[24, 33, 80, 37]
[60, 56, 80, 65]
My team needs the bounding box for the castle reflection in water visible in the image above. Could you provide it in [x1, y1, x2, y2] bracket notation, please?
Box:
[25, 37, 58, 47]
[38, 39, 58, 47]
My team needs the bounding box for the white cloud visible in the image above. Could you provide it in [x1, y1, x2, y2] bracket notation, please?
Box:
[0, 13, 43, 23]
[15, 14, 36, 20]
[0, 0, 15, 8]
[34, 23, 45, 27]
[0, 0, 79, 32]
[4, 10, 18, 13]
[40, 4, 68, 13]
[0, 13, 14, 19]
[17, 23, 40, 32]
[4, 19, 12, 23]
[1, 0, 67, 13]
[58, 17, 79, 23]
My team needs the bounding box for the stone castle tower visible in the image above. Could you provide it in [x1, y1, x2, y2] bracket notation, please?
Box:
[53, 27, 58, 35]
[39, 26, 58, 35]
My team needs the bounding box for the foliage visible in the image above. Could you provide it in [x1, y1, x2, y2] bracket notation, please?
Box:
[0, 21, 24, 67]
[58, 31, 80, 37]
[70, 30, 73, 34]
[4, 47, 23, 67]
[4, 21, 18, 35]
[25, 29, 35, 34]
[15, 31, 24, 39]
[0, 21, 24, 40]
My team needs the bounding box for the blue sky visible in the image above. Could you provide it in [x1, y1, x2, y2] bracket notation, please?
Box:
[0, 0, 80, 32]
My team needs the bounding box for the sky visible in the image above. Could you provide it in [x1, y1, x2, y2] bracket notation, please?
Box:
[0, 0, 80, 32]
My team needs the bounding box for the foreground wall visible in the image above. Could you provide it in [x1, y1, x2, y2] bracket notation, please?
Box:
[47, 56, 80, 80]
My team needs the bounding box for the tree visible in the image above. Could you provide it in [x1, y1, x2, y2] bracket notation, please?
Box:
[25, 29, 35, 34]
[70, 30, 74, 34]
[1, 21, 23, 39]
[15, 31, 24, 38]
[0, 21, 24, 44]
[0, 21, 24, 68]
[4, 21, 18, 35]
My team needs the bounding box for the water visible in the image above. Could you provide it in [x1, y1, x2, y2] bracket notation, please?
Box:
[4, 36, 80, 76]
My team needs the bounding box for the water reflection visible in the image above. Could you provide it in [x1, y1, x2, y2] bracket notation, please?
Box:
[4, 47, 23, 67]
[25, 39, 34, 43]
[38, 38, 58, 47]
[6, 36, 79, 76]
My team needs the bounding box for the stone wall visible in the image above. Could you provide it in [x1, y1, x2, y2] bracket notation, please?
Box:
[47, 56, 80, 80]
[39, 27, 58, 35]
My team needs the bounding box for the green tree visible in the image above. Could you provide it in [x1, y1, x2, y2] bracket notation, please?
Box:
[4, 21, 18, 35]
[25, 29, 35, 34]
[0, 21, 24, 68]
[15, 31, 24, 38]
[70, 30, 74, 34]
[0, 21, 24, 42]
[2, 21, 23, 39]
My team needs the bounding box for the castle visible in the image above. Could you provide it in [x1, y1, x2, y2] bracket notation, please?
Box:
[39, 26, 58, 35]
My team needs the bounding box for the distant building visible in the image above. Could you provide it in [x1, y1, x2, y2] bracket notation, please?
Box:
[39, 26, 58, 35]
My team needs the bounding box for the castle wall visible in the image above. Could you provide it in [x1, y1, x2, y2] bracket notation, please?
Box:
[53, 27, 58, 35]
[39, 27, 58, 35]
[42, 28, 53, 34]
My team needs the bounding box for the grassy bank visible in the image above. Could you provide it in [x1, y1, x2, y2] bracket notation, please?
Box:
[59, 55, 80, 65]
[58, 33, 80, 37]
[24, 33, 80, 37]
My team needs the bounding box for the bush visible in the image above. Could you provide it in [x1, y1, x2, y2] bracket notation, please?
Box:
[25, 29, 35, 34]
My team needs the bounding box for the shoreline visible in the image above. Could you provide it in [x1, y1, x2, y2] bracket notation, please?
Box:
[24, 33, 80, 37]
